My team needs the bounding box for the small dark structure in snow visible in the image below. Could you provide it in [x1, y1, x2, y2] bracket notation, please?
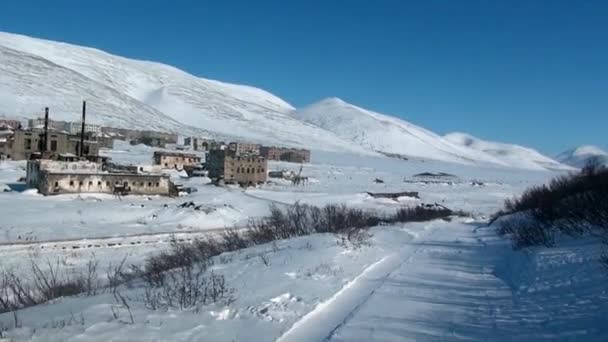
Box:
[374, 178, 385, 184]
[407, 172, 459, 185]
[366, 191, 420, 200]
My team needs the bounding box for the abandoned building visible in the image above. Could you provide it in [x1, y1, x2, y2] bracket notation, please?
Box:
[0, 119, 22, 130]
[153, 151, 202, 169]
[0, 128, 100, 160]
[260, 146, 311, 163]
[229, 142, 261, 155]
[28, 117, 68, 132]
[26, 158, 174, 196]
[65, 121, 102, 135]
[206, 149, 267, 186]
[102, 127, 177, 148]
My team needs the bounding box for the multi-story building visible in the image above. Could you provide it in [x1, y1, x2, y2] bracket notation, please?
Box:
[229, 142, 261, 155]
[28, 117, 68, 132]
[0, 129, 99, 160]
[153, 151, 202, 169]
[65, 121, 102, 135]
[0, 119, 22, 130]
[260, 146, 311, 163]
[206, 150, 267, 186]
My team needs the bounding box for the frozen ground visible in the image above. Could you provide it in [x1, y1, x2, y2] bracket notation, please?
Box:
[1, 144, 605, 341]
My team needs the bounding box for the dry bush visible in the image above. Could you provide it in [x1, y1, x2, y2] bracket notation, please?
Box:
[494, 161, 608, 251]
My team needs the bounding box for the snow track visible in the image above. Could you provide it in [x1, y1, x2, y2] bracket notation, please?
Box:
[277, 222, 439, 342]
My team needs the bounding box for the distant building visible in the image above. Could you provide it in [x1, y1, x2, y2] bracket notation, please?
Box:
[26, 159, 174, 196]
[28, 118, 67, 132]
[207, 150, 267, 186]
[101, 127, 177, 148]
[260, 146, 311, 163]
[0, 129, 99, 160]
[65, 121, 102, 135]
[0, 119, 22, 130]
[153, 151, 202, 169]
[229, 142, 261, 155]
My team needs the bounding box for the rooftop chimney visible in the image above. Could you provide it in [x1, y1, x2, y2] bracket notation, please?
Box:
[80, 101, 86, 157]
[43, 107, 49, 152]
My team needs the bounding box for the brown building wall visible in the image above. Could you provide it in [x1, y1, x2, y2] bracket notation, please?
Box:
[154, 152, 201, 169]
[207, 150, 267, 186]
[260, 146, 311, 163]
[1, 130, 99, 160]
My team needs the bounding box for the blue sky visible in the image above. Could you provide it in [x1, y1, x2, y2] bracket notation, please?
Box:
[0, 0, 606, 155]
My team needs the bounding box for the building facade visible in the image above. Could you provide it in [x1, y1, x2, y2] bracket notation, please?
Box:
[0, 119, 22, 130]
[153, 151, 202, 169]
[0, 129, 99, 160]
[229, 142, 261, 155]
[207, 150, 267, 186]
[260, 146, 311, 163]
[27, 159, 173, 196]
[28, 118, 68, 132]
[65, 121, 102, 135]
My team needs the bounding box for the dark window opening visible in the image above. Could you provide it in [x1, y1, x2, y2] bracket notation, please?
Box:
[50, 140, 58, 151]
[69, 180, 74, 186]
[54, 182, 58, 187]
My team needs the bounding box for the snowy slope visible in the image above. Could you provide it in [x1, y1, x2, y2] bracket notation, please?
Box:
[293, 98, 529, 166]
[556, 145, 608, 168]
[0, 32, 370, 153]
[445, 132, 574, 171]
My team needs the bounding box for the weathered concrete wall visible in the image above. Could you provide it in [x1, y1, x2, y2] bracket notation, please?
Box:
[154, 152, 201, 169]
[260, 146, 311, 163]
[208, 150, 267, 185]
[38, 172, 171, 196]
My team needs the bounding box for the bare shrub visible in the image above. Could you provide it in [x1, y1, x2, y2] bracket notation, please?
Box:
[336, 228, 373, 249]
[493, 161, 608, 250]
[388, 204, 455, 223]
[142, 265, 234, 312]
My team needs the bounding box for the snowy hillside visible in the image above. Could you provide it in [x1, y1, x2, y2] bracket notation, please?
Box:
[556, 145, 608, 168]
[445, 132, 573, 171]
[0, 32, 370, 153]
[294, 98, 551, 168]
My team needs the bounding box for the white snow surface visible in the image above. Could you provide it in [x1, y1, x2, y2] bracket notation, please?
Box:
[0, 32, 371, 154]
[293, 98, 568, 170]
[445, 132, 574, 171]
[556, 145, 608, 168]
[2, 144, 607, 341]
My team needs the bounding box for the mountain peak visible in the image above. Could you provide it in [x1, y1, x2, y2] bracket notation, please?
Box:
[318, 97, 348, 106]
[556, 145, 608, 168]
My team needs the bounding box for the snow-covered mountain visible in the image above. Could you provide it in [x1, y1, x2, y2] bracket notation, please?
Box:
[556, 145, 608, 168]
[294, 97, 545, 167]
[0, 32, 370, 153]
[0, 31, 578, 170]
[444, 132, 574, 171]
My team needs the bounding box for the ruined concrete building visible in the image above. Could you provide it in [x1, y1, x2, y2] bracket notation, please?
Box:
[0, 119, 22, 130]
[206, 150, 267, 186]
[0, 128, 99, 160]
[153, 151, 202, 169]
[260, 146, 311, 163]
[184, 137, 220, 151]
[26, 158, 174, 196]
[229, 142, 261, 155]
[101, 127, 176, 148]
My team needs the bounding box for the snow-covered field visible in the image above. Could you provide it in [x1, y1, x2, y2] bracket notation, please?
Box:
[1, 144, 606, 341]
